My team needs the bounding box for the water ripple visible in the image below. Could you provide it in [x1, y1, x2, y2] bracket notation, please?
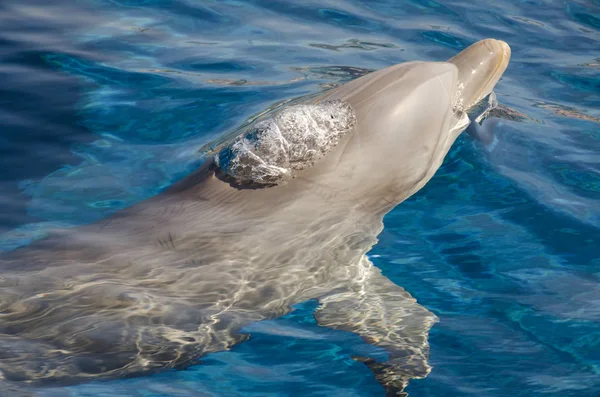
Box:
[0, 0, 599, 396]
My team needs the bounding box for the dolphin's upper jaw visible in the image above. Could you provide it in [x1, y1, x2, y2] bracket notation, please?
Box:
[449, 39, 511, 114]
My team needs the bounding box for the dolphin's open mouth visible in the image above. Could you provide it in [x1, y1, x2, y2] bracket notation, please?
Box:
[465, 91, 498, 124]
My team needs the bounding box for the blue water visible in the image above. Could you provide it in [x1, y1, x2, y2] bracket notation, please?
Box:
[1, 0, 599, 396]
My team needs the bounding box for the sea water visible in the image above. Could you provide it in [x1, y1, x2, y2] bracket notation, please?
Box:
[0, 1, 598, 396]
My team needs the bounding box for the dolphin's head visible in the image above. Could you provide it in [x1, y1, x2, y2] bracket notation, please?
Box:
[213, 39, 510, 211]
[300, 39, 511, 209]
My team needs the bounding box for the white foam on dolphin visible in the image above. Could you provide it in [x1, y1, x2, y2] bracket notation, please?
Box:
[215, 99, 356, 186]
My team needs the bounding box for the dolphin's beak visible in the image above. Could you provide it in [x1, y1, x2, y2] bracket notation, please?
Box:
[448, 39, 511, 111]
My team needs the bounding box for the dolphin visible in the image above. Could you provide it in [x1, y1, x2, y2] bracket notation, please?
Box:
[0, 38, 510, 396]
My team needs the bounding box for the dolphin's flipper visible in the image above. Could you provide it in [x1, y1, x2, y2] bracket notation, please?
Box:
[314, 257, 437, 396]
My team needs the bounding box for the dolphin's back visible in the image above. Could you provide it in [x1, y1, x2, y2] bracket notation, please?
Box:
[0, 162, 384, 387]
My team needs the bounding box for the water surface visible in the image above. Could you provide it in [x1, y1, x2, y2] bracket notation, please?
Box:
[1, 0, 599, 396]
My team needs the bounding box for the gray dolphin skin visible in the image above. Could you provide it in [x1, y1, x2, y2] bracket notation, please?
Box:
[0, 39, 510, 396]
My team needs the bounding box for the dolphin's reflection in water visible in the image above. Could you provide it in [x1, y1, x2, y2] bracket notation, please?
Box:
[0, 38, 511, 396]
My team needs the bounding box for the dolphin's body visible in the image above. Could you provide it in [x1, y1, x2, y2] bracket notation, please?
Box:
[0, 39, 510, 395]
